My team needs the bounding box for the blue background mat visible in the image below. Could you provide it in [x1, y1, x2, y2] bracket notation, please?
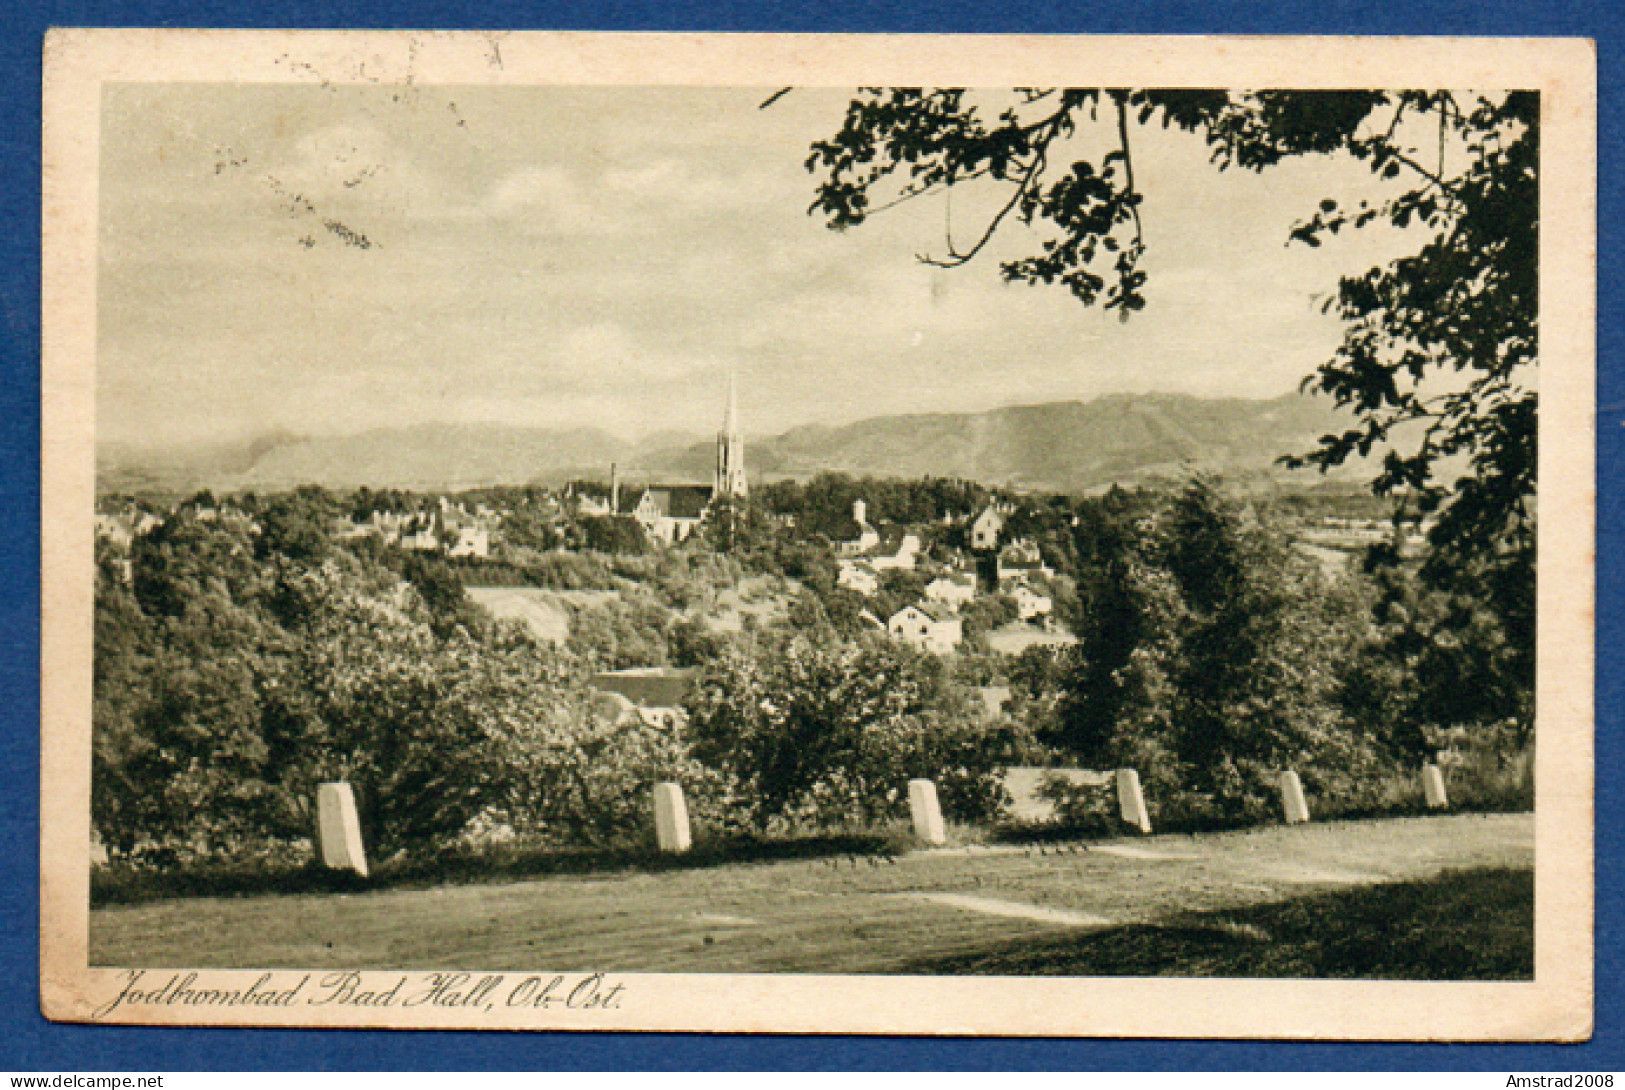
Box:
[3, 0, 1616, 1069]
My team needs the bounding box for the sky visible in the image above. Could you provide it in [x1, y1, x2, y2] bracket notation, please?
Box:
[97, 83, 1427, 448]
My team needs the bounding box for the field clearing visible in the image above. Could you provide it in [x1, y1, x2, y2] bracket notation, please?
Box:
[985, 624, 1079, 656]
[465, 587, 617, 644]
[90, 813, 1533, 978]
[706, 575, 799, 633]
[1293, 541, 1355, 578]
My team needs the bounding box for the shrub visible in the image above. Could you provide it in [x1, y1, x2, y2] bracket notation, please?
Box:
[523, 550, 620, 591]
[1030, 774, 1123, 837]
[686, 631, 1010, 832]
[500, 702, 723, 847]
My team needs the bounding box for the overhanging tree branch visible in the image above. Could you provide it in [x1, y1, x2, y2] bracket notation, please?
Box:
[920, 148, 1047, 268]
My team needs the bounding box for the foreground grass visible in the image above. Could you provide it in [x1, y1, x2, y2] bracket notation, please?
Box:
[92, 813, 1533, 978]
[902, 866, 1532, 979]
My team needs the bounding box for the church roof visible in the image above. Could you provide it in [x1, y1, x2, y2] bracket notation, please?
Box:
[664, 485, 715, 519]
[632, 485, 714, 520]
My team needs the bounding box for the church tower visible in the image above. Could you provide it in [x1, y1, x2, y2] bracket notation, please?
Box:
[715, 365, 748, 499]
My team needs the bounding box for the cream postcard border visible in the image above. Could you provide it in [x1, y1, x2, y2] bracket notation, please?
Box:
[40, 29, 1597, 1039]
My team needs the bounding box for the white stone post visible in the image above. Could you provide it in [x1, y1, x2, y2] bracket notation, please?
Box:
[1422, 764, 1449, 809]
[907, 778, 947, 846]
[1279, 770, 1311, 825]
[316, 782, 370, 877]
[652, 782, 692, 852]
[1115, 768, 1152, 834]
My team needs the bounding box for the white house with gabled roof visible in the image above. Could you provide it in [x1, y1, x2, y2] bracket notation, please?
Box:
[997, 538, 1054, 584]
[867, 529, 922, 571]
[833, 499, 881, 557]
[924, 571, 978, 610]
[837, 559, 881, 596]
[970, 504, 1007, 551]
[887, 602, 963, 655]
[1012, 582, 1053, 621]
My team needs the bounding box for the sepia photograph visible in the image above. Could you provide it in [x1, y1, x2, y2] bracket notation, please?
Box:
[39, 31, 1594, 1038]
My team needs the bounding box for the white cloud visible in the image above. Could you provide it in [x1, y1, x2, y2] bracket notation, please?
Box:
[544, 322, 721, 388]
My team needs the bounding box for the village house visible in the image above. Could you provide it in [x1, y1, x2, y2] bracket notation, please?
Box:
[997, 538, 1054, 584]
[924, 571, 977, 610]
[887, 602, 963, 655]
[94, 513, 134, 551]
[332, 509, 405, 546]
[970, 503, 1007, 551]
[446, 524, 490, 558]
[398, 513, 441, 552]
[367, 509, 405, 545]
[95, 501, 163, 540]
[866, 529, 922, 572]
[832, 499, 881, 557]
[1012, 582, 1054, 622]
[837, 559, 881, 596]
[393, 498, 497, 557]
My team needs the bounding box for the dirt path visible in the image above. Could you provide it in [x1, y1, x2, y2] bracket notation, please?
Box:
[90, 813, 1532, 975]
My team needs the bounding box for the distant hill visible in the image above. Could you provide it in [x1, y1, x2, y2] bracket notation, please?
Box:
[97, 432, 299, 496]
[99, 424, 629, 495]
[97, 392, 1366, 496]
[639, 392, 1363, 494]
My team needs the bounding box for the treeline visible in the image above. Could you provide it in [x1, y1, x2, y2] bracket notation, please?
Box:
[754, 473, 989, 536]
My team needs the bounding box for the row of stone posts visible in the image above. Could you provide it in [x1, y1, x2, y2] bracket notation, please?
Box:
[312, 762, 1459, 874]
[1276, 764, 1451, 825]
[641, 771, 1157, 855]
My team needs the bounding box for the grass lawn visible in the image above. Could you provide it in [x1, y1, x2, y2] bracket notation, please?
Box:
[903, 867, 1532, 978]
[90, 812, 1533, 979]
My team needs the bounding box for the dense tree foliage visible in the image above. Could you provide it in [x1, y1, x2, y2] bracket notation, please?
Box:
[755, 472, 987, 537]
[1036, 479, 1403, 824]
[94, 508, 698, 863]
[686, 631, 1013, 830]
[579, 514, 649, 555]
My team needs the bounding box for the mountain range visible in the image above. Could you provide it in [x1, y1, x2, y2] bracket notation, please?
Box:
[97, 391, 1367, 496]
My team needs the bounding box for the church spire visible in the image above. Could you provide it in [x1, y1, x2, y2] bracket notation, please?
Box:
[723, 364, 739, 435]
[715, 364, 748, 499]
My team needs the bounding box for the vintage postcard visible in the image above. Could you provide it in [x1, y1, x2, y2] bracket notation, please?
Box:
[41, 30, 1595, 1037]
